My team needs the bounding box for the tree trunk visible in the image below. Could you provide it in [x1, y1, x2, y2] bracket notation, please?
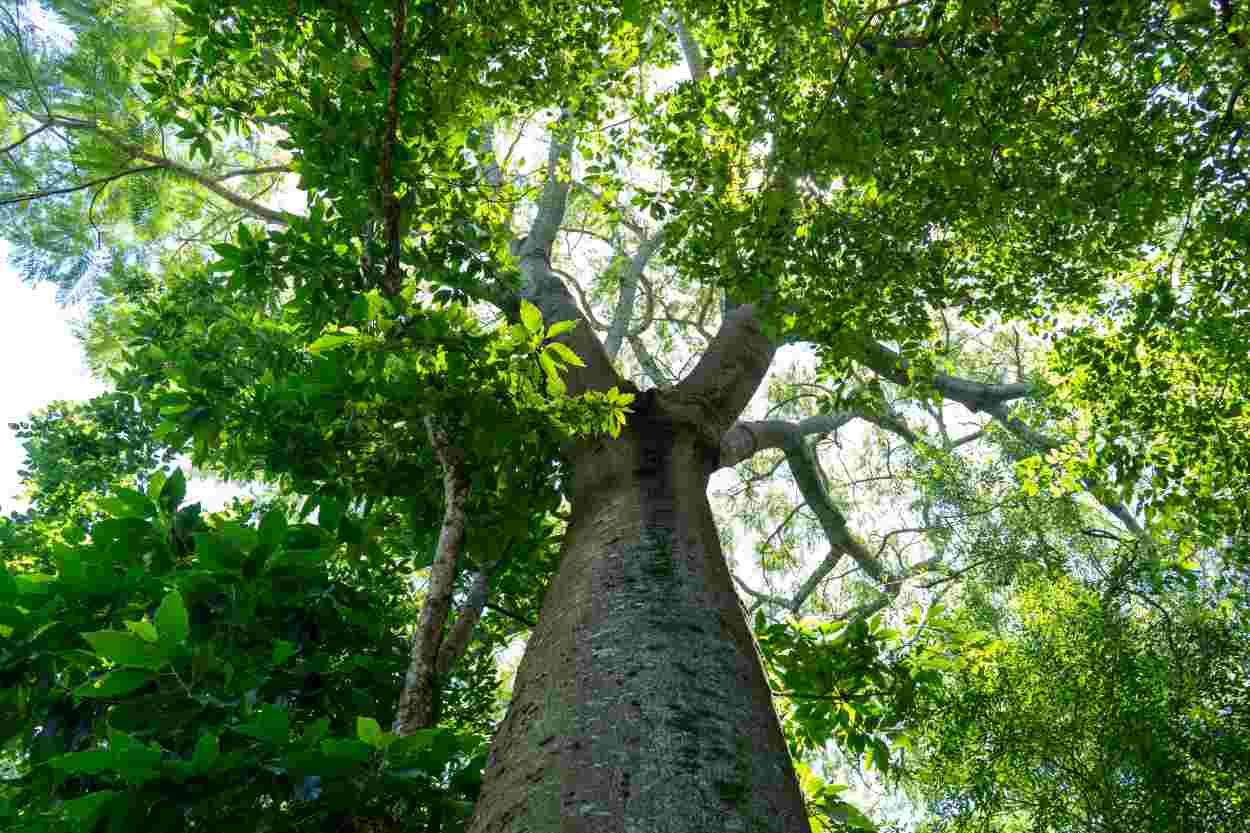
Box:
[467, 390, 811, 833]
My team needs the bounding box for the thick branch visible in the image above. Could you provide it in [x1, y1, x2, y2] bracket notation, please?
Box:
[629, 333, 671, 386]
[43, 110, 296, 224]
[674, 11, 708, 82]
[393, 417, 470, 736]
[512, 124, 625, 396]
[671, 303, 777, 433]
[784, 435, 888, 584]
[434, 568, 491, 676]
[718, 412, 855, 469]
[127, 146, 296, 225]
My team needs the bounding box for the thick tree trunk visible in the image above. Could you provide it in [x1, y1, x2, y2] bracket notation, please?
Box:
[467, 391, 810, 833]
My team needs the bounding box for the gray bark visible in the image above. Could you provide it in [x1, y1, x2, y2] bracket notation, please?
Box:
[393, 417, 470, 736]
[466, 389, 810, 833]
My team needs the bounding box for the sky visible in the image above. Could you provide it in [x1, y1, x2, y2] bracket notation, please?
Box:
[0, 244, 250, 514]
[0, 244, 103, 511]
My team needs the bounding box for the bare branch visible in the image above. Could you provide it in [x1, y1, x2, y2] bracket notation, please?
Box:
[784, 435, 888, 584]
[673, 11, 708, 82]
[0, 120, 55, 155]
[214, 165, 291, 182]
[512, 121, 626, 396]
[393, 417, 470, 736]
[718, 412, 855, 469]
[605, 232, 663, 359]
[435, 568, 491, 676]
[0, 164, 164, 206]
[849, 336, 1035, 408]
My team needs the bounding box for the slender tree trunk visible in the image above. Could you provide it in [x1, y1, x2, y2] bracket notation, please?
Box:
[468, 390, 811, 833]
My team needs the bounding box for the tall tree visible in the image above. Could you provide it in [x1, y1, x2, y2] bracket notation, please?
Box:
[3, 0, 1248, 831]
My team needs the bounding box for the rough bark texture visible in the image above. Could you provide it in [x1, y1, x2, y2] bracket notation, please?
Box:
[393, 417, 470, 736]
[467, 389, 810, 833]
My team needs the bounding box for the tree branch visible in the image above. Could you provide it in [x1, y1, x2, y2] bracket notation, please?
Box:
[784, 435, 889, 585]
[670, 303, 777, 433]
[0, 120, 55, 155]
[393, 417, 470, 736]
[605, 232, 663, 359]
[378, 0, 410, 296]
[434, 568, 491, 676]
[849, 336, 1035, 408]
[0, 164, 164, 206]
[718, 412, 856, 469]
[40, 113, 293, 223]
[674, 10, 708, 82]
[512, 121, 625, 396]
[214, 164, 291, 182]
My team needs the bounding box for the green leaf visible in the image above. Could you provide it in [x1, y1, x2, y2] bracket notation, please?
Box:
[60, 790, 118, 828]
[124, 620, 159, 643]
[272, 639, 298, 665]
[317, 496, 342, 532]
[160, 468, 187, 512]
[319, 737, 374, 763]
[98, 488, 154, 519]
[546, 320, 577, 338]
[74, 669, 158, 699]
[545, 341, 586, 367]
[48, 749, 115, 775]
[519, 299, 543, 335]
[82, 631, 168, 670]
[309, 332, 354, 353]
[155, 590, 190, 646]
[356, 716, 394, 750]
[235, 704, 289, 745]
[258, 509, 288, 552]
[108, 730, 164, 784]
[192, 733, 220, 774]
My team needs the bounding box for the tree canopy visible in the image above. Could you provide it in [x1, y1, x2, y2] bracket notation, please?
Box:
[1, 0, 1248, 831]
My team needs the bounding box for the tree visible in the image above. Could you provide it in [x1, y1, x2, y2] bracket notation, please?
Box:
[902, 569, 1250, 832]
[2, 0, 1248, 831]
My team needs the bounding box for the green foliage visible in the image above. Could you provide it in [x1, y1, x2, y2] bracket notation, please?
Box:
[0, 474, 492, 832]
[2, 0, 1248, 829]
[903, 571, 1250, 832]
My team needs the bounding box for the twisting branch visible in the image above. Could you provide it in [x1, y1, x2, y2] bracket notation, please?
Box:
[393, 416, 470, 736]
[605, 231, 663, 359]
[719, 412, 856, 469]
[511, 119, 626, 397]
[31, 115, 297, 225]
